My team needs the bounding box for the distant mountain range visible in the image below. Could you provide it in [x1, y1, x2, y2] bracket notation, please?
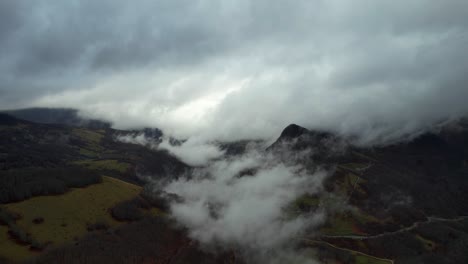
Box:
[2, 108, 111, 129]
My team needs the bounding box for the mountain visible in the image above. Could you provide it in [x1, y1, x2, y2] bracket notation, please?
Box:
[266, 124, 346, 170]
[271, 123, 468, 264]
[269, 123, 341, 149]
[3, 108, 111, 129]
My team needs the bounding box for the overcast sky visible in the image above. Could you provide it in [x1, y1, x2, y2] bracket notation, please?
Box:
[1, 1, 468, 142]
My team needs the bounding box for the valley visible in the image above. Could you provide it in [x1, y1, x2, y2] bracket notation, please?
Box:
[0, 111, 467, 263]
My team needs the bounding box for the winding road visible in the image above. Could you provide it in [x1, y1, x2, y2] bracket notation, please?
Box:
[321, 215, 468, 240]
[299, 215, 468, 264]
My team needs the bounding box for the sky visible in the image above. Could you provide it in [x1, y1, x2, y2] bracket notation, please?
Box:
[1, 0, 468, 143]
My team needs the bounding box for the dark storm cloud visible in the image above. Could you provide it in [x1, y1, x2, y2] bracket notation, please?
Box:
[0, 1, 23, 43]
[0, 1, 231, 96]
[1, 0, 468, 143]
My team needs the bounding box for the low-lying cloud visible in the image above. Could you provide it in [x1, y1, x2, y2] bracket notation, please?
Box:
[116, 133, 225, 166]
[118, 132, 330, 261]
[162, 147, 328, 261]
[158, 138, 225, 166]
[116, 133, 159, 148]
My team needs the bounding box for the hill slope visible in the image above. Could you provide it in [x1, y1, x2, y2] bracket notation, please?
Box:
[272, 123, 468, 263]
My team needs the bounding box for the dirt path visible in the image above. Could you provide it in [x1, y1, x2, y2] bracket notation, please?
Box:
[300, 238, 394, 264]
[299, 215, 468, 263]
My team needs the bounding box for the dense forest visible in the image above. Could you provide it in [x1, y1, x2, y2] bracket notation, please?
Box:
[0, 167, 101, 204]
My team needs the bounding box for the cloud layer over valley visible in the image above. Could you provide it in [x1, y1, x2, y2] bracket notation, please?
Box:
[161, 146, 328, 262]
[120, 132, 329, 261]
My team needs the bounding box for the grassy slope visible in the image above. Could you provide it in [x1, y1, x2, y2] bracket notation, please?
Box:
[0, 116, 190, 262]
[0, 176, 142, 262]
[72, 128, 105, 158]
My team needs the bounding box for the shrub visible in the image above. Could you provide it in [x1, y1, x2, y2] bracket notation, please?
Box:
[32, 217, 44, 224]
[110, 199, 144, 222]
[86, 221, 109, 232]
[0, 207, 19, 226]
[8, 225, 33, 245]
[30, 240, 47, 251]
